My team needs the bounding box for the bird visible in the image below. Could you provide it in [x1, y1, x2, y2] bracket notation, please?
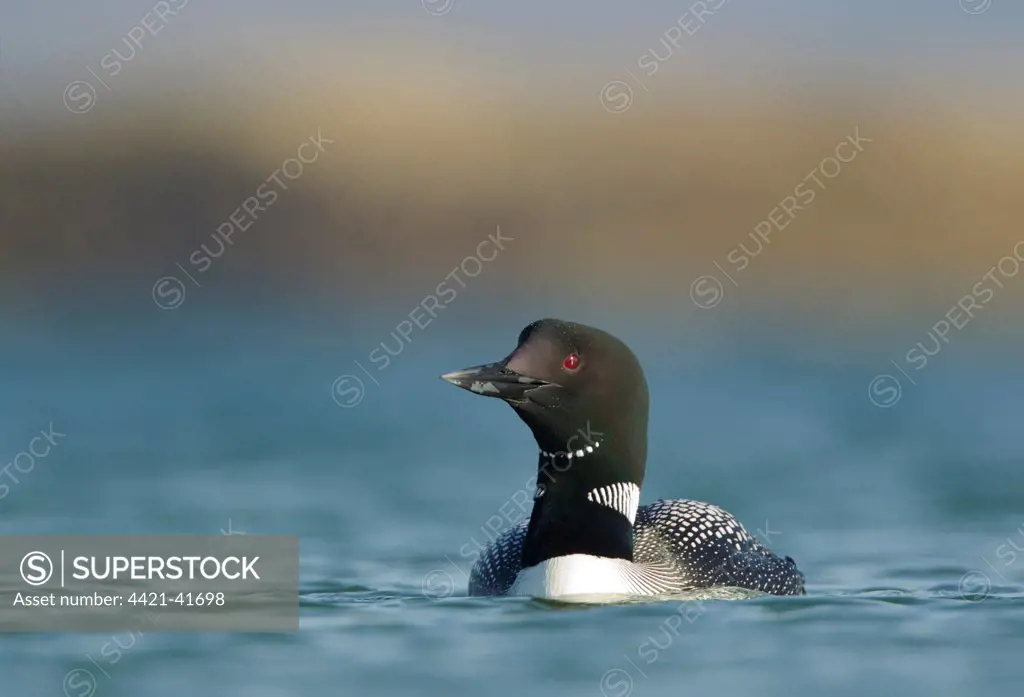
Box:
[440, 318, 805, 601]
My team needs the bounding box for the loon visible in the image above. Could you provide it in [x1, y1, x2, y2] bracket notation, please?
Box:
[440, 319, 805, 601]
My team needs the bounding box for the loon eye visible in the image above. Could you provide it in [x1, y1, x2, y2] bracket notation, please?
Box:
[562, 353, 580, 371]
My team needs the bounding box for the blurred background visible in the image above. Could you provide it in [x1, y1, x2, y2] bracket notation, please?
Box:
[2, 0, 1023, 323]
[2, 1, 1024, 696]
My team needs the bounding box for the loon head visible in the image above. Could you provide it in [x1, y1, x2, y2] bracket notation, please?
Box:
[441, 319, 650, 565]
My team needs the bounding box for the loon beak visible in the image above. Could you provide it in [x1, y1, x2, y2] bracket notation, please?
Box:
[440, 361, 552, 401]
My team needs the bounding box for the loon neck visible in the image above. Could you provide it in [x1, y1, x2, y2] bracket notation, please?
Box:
[521, 448, 641, 568]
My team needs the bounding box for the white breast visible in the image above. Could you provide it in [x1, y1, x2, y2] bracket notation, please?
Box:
[509, 555, 642, 602]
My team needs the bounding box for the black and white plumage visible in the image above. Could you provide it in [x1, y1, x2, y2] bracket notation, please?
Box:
[468, 499, 804, 597]
[441, 319, 806, 601]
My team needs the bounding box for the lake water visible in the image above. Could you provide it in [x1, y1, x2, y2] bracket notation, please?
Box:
[1, 302, 1022, 696]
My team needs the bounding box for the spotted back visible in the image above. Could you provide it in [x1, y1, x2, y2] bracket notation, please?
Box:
[468, 521, 528, 596]
[634, 499, 805, 595]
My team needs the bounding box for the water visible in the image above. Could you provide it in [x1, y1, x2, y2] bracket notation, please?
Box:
[1, 303, 1022, 696]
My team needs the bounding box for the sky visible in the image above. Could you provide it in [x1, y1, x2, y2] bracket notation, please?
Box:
[2, 0, 1022, 101]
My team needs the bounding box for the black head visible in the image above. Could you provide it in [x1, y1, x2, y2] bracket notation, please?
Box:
[442, 319, 650, 564]
[441, 318, 649, 481]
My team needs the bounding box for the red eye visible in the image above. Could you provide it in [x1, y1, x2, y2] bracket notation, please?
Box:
[562, 353, 580, 371]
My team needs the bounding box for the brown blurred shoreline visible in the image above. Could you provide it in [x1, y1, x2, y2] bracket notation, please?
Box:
[3, 73, 1022, 320]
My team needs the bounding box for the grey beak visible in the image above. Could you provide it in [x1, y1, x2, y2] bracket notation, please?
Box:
[440, 361, 552, 401]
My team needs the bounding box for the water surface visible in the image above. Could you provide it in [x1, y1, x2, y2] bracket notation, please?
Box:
[0, 307, 1021, 696]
